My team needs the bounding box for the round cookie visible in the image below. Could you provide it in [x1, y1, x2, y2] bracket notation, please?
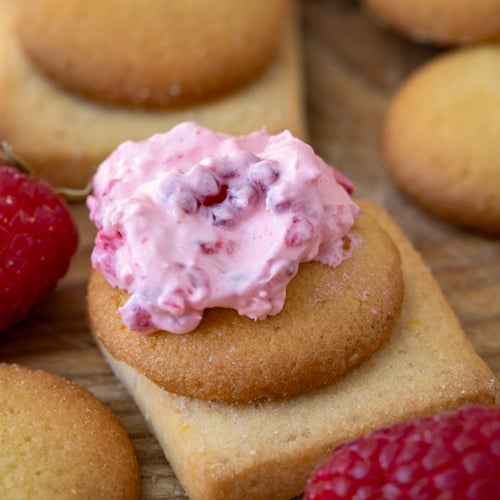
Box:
[15, 0, 289, 108]
[88, 204, 404, 403]
[362, 0, 500, 45]
[383, 45, 500, 234]
[0, 363, 140, 499]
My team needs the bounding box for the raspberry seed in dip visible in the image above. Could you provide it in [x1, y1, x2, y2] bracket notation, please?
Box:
[87, 122, 360, 334]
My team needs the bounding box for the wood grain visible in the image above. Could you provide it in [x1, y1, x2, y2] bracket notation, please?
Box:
[1, 1, 499, 498]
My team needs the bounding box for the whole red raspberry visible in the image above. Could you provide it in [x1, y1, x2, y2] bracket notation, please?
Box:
[0, 163, 78, 330]
[305, 405, 500, 500]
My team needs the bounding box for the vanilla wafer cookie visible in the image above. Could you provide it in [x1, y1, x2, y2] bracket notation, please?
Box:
[383, 45, 500, 234]
[15, 0, 289, 108]
[89, 203, 404, 404]
[0, 363, 140, 499]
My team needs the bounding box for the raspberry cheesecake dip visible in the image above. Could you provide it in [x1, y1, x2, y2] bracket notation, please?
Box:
[88, 121, 360, 335]
[87, 122, 404, 404]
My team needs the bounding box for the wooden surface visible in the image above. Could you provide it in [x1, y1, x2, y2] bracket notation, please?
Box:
[2, 1, 499, 498]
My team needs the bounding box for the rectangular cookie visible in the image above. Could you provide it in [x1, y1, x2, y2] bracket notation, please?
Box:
[94, 200, 499, 500]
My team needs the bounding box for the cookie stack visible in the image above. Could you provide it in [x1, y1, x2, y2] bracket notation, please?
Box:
[0, 0, 304, 189]
[363, 0, 500, 234]
[86, 124, 498, 499]
[89, 200, 499, 499]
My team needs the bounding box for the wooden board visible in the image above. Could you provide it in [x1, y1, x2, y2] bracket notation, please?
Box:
[2, 1, 499, 498]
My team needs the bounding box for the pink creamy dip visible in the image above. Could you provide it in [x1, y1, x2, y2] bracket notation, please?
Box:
[87, 122, 360, 334]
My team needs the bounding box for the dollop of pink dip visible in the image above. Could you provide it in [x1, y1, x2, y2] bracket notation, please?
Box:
[88, 122, 360, 334]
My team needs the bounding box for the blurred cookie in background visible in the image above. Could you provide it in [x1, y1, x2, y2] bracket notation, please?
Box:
[0, 363, 140, 499]
[0, 0, 304, 190]
[14, 0, 289, 108]
[362, 0, 500, 46]
[383, 44, 500, 234]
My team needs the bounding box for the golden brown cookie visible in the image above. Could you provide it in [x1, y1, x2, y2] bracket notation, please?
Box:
[362, 0, 500, 45]
[15, 0, 288, 108]
[88, 205, 404, 404]
[383, 45, 500, 234]
[0, 0, 305, 190]
[93, 201, 499, 500]
[0, 363, 140, 499]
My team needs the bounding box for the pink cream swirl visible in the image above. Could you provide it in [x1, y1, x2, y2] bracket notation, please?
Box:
[87, 122, 360, 334]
